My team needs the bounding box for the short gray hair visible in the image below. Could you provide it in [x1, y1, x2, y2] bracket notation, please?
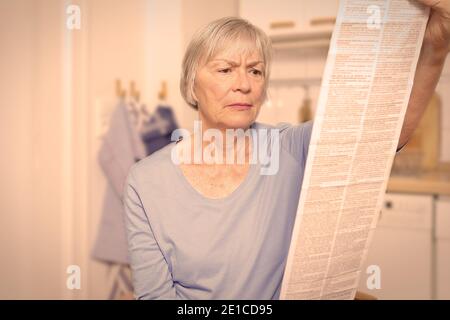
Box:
[180, 16, 273, 110]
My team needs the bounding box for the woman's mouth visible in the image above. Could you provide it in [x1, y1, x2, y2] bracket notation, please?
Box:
[227, 103, 253, 110]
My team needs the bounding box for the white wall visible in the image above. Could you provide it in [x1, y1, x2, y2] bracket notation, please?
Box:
[0, 0, 36, 299]
[0, 0, 66, 299]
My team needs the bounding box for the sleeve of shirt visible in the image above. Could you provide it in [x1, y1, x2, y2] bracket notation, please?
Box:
[123, 169, 178, 300]
[280, 120, 314, 169]
[396, 142, 407, 153]
[281, 120, 404, 161]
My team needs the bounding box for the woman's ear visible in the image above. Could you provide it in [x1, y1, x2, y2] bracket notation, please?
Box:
[191, 83, 199, 106]
[192, 90, 198, 105]
[261, 87, 270, 106]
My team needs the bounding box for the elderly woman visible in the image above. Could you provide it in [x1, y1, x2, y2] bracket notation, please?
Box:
[124, 1, 449, 300]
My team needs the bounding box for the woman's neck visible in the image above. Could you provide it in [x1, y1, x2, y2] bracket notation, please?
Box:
[186, 117, 253, 166]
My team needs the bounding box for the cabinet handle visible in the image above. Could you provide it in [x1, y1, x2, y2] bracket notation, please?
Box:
[384, 200, 393, 209]
[270, 20, 296, 29]
[310, 17, 336, 26]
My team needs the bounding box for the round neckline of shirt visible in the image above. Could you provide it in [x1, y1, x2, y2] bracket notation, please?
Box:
[168, 123, 260, 204]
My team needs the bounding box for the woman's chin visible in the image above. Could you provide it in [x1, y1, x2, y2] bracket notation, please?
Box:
[221, 115, 256, 130]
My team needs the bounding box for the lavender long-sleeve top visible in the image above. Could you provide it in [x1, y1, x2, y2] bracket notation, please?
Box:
[123, 121, 313, 299]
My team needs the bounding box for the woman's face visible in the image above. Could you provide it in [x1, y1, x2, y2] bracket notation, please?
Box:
[193, 46, 266, 131]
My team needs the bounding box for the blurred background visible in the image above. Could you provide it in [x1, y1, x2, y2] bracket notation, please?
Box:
[0, 0, 449, 299]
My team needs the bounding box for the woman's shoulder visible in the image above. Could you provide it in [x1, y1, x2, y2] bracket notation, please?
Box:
[253, 120, 313, 142]
[126, 142, 176, 186]
[253, 120, 313, 132]
[254, 120, 314, 165]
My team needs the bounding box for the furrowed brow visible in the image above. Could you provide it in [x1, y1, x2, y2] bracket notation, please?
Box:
[247, 61, 264, 67]
[210, 59, 264, 67]
[210, 59, 239, 67]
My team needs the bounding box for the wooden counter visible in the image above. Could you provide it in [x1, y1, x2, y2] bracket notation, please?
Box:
[387, 167, 450, 196]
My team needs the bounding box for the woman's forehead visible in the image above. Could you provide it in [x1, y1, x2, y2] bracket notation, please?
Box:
[206, 41, 263, 64]
[209, 52, 263, 64]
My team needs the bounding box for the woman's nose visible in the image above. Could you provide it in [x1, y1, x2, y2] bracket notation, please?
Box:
[232, 70, 251, 93]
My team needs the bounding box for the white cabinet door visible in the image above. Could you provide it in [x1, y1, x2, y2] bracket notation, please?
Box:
[239, 0, 339, 36]
[437, 240, 450, 299]
[302, 0, 339, 33]
[240, 0, 302, 35]
[437, 197, 450, 299]
[358, 193, 433, 299]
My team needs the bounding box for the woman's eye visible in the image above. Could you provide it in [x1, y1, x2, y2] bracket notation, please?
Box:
[251, 69, 262, 76]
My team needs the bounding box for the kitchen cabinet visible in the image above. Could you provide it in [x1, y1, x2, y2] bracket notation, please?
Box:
[436, 197, 450, 299]
[239, 0, 339, 38]
[359, 190, 450, 300]
[358, 193, 433, 299]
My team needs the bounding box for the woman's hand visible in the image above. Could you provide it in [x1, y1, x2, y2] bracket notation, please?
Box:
[417, 0, 450, 51]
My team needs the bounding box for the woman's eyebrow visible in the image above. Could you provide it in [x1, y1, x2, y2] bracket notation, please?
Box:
[247, 61, 264, 67]
[210, 59, 264, 67]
